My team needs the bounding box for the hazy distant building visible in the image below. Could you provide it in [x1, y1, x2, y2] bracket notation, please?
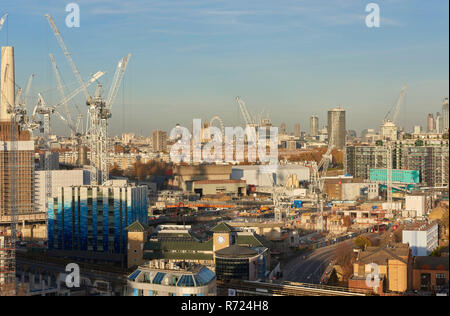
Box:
[152, 130, 167, 152]
[327, 107, 346, 149]
[427, 114, 435, 132]
[280, 123, 287, 135]
[413, 126, 422, 134]
[309, 115, 319, 137]
[347, 130, 357, 141]
[443, 98, 449, 133]
[380, 121, 398, 141]
[294, 124, 301, 138]
[435, 112, 443, 134]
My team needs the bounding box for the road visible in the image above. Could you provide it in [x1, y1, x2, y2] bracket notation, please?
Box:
[282, 242, 346, 284]
[281, 233, 377, 284]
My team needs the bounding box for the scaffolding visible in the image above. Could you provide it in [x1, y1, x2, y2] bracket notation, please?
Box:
[0, 119, 19, 295]
[0, 235, 16, 295]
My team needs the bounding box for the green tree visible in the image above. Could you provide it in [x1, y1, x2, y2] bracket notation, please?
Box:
[354, 236, 372, 250]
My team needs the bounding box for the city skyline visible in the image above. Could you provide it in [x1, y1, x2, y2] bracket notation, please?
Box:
[0, 0, 448, 136]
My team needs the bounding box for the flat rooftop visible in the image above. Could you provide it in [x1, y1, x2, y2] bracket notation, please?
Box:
[404, 221, 437, 232]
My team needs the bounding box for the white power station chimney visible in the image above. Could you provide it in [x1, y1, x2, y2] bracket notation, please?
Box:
[1, 46, 15, 122]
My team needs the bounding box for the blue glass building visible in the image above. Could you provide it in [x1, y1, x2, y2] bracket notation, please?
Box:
[48, 184, 148, 255]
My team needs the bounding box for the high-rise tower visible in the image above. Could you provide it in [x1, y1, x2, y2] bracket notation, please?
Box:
[443, 98, 449, 133]
[327, 107, 346, 149]
[310, 115, 319, 137]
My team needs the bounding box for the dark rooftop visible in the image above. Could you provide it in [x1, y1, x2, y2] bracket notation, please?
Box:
[215, 245, 259, 258]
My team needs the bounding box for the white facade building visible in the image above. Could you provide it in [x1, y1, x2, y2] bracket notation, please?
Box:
[402, 222, 439, 256]
[231, 165, 310, 187]
[35, 169, 90, 212]
[405, 195, 427, 218]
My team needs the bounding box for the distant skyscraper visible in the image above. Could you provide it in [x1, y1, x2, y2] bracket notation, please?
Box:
[294, 124, 301, 137]
[152, 130, 167, 152]
[427, 113, 435, 132]
[327, 107, 346, 149]
[436, 112, 443, 134]
[310, 115, 319, 137]
[280, 122, 287, 135]
[443, 98, 449, 133]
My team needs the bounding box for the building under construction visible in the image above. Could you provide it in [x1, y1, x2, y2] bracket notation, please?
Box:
[345, 138, 449, 188]
[0, 46, 35, 294]
[0, 46, 35, 221]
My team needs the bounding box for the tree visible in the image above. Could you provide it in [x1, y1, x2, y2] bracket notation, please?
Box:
[334, 243, 354, 283]
[327, 269, 340, 286]
[354, 236, 371, 250]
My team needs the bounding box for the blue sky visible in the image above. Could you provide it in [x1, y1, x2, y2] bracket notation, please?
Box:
[1, 0, 448, 136]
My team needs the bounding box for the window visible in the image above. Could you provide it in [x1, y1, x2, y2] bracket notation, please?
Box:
[421, 273, 431, 290]
[436, 273, 446, 288]
[152, 272, 166, 284]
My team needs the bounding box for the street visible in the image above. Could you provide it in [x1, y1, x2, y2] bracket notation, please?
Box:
[281, 233, 377, 284]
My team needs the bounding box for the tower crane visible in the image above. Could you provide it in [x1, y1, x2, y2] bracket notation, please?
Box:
[49, 53, 76, 135]
[310, 132, 335, 232]
[46, 13, 129, 185]
[49, 52, 84, 165]
[86, 54, 131, 185]
[236, 97, 258, 144]
[236, 97, 255, 127]
[383, 85, 406, 215]
[45, 15, 92, 104]
[0, 13, 7, 32]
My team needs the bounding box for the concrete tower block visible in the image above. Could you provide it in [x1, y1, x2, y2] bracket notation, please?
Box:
[1, 46, 15, 122]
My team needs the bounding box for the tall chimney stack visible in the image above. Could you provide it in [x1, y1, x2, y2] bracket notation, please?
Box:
[1, 46, 15, 122]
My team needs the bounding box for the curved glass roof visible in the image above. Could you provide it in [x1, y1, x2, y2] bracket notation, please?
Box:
[194, 267, 216, 286]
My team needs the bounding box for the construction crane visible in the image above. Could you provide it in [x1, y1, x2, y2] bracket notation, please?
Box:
[384, 85, 407, 215]
[310, 132, 335, 232]
[236, 96, 255, 127]
[49, 53, 76, 135]
[49, 52, 85, 167]
[86, 54, 130, 185]
[28, 71, 104, 135]
[45, 15, 91, 104]
[0, 13, 7, 32]
[46, 13, 129, 185]
[383, 85, 407, 124]
[236, 97, 259, 144]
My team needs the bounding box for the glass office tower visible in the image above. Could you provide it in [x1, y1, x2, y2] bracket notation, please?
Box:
[48, 184, 148, 254]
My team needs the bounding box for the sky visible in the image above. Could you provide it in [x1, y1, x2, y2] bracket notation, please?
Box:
[1, 0, 449, 136]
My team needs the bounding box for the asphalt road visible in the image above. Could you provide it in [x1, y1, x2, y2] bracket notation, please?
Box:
[281, 233, 377, 284]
